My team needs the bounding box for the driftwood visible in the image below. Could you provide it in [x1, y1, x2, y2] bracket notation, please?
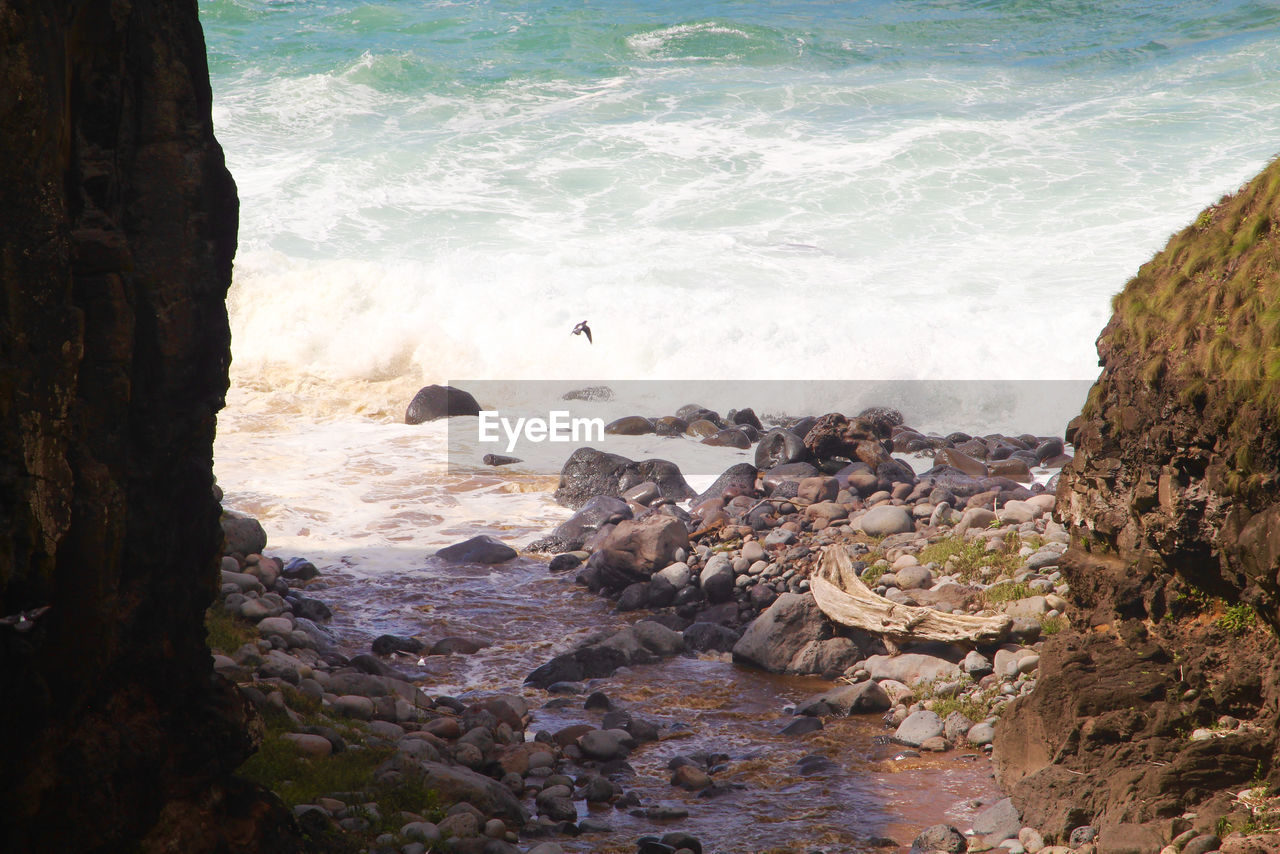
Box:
[811, 546, 1012, 644]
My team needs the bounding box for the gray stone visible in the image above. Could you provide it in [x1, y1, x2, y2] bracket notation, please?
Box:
[865, 653, 961, 685]
[222, 511, 267, 556]
[632, 620, 684, 657]
[910, 824, 966, 853]
[859, 504, 915, 536]
[963, 650, 994, 678]
[435, 535, 517, 564]
[972, 797, 1021, 847]
[732, 593, 860, 675]
[896, 564, 934, 590]
[578, 729, 630, 761]
[699, 555, 736, 604]
[798, 681, 890, 716]
[1181, 834, 1221, 854]
[656, 561, 692, 589]
[413, 762, 529, 823]
[894, 710, 944, 746]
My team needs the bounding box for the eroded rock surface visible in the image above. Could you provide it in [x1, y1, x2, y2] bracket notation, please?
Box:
[1, 3, 298, 850]
[996, 158, 1280, 846]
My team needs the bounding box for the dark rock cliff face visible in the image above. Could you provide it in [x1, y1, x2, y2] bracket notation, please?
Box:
[995, 160, 1280, 844]
[1, 2, 298, 850]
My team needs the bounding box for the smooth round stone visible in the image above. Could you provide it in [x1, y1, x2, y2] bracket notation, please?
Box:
[333, 695, 375, 720]
[605, 415, 654, 435]
[656, 561, 692, 589]
[893, 710, 944, 746]
[896, 564, 933, 590]
[859, 504, 914, 536]
[1027, 550, 1061, 571]
[281, 733, 332, 757]
[967, 722, 995, 746]
[578, 729, 630, 761]
[741, 540, 766, 563]
[257, 616, 294, 637]
[891, 554, 919, 570]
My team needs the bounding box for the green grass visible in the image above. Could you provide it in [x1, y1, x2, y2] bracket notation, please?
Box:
[916, 535, 1025, 582]
[1217, 603, 1257, 636]
[983, 581, 1033, 605]
[1040, 614, 1067, 636]
[1107, 156, 1280, 414]
[205, 605, 257, 653]
[917, 678, 1000, 722]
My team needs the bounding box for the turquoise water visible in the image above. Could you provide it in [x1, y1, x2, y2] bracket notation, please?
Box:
[200, 0, 1280, 384]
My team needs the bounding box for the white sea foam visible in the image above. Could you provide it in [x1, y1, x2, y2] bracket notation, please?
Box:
[207, 0, 1280, 549]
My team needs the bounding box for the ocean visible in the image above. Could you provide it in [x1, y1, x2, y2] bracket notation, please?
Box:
[201, 0, 1280, 556]
[199, 3, 1280, 846]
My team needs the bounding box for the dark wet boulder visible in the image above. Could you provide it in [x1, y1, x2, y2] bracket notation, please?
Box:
[483, 453, 522, 466]
[605, 415, 654, 435]
[856, 406, 904, 437]
[732, 592, 865, 675]
[676, 404, 721, 425]
[728, 407, 763, 430]
[435, 535, 518, 564]
[682, 622, 742, 653]
[281, 557, 319, 580]
[755, 427, 809, 470]
[404, 384, 481, 423]
[877, 458, 917, 485]
[552, 496, 633, 546]
[372, 635, 425, 656]
[694, 463, 759, 504]
[634, 459, 697, 503]
[702, 428, 751, 449]
[554, 448, 695, 509]
[654, 415, 689, 436]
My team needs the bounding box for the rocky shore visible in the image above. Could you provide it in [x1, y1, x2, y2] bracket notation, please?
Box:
[210, 399, 1266, 854]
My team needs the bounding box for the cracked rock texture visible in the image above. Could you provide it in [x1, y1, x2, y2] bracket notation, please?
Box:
[1, 1, 299, 850]
[995, 158, 1280, 847]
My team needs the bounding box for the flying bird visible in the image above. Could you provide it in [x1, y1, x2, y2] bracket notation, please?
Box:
[571, 320, 592, 344]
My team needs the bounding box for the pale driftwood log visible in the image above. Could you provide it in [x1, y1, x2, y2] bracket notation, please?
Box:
[811, 546, 1013, 644]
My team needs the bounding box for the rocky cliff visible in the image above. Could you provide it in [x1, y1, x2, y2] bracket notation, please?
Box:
[995, 159, 1280, 847]
[1, 2, 297, 850]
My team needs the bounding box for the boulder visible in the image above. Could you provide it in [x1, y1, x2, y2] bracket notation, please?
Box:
[858, 505, 915, 536]
[864, 653, 961, 685]
[222, 512, 268, 557]
[435, 535, 517, 564]
[694, 463, 759, 504]
[597, 516, 690, 574]
[404, 384, 481, 423]
[911, 824, 967, 854]
[894, 710, 944, 746]
[796, 681, 890, 716]
[732, 593, 863, 674]
[552, 496, 633, 546]
[682, 622, 742, 653]
[412, 762, 530, 824]
[605, 415, 655, 435]
[554, 448, 695, 509]
[972, 797, 1021, 849]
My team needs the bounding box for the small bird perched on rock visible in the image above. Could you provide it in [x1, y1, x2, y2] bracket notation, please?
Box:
[571, 320, 592, 344]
